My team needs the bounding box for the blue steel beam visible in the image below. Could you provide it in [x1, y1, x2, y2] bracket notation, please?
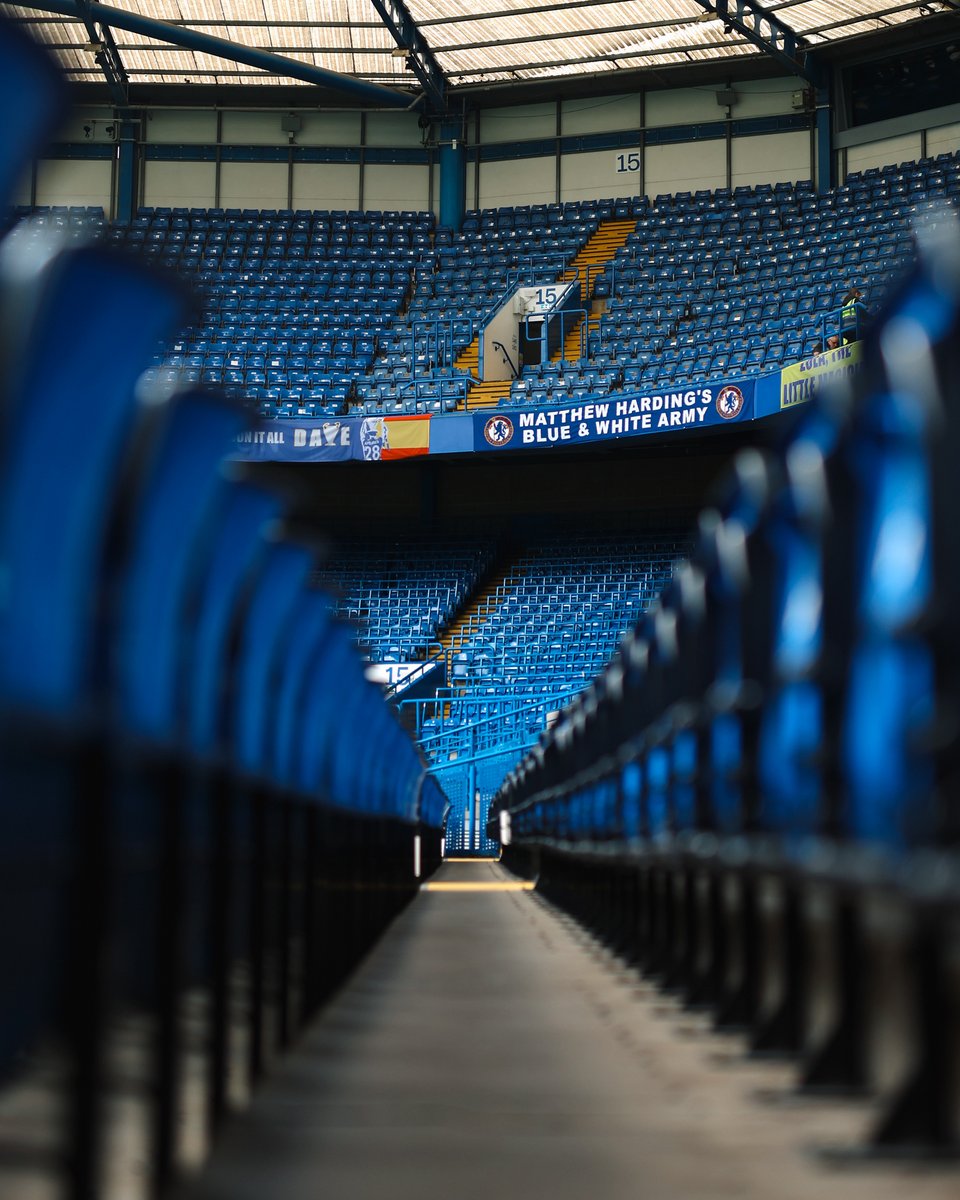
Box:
[691, 0, 823, 86]
[19, 0, 418, 107]
[369, 0, 446, 113]
[74, 0, 128, 106]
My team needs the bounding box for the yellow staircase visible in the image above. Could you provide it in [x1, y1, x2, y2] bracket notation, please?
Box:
[462, 378, 515, 409]
[553, 217, 636, 362]
[437, 573, 515, 716]
[440, 577, 507, 658]
[453, 217, 638, 407]
[453, 341, 512, 409]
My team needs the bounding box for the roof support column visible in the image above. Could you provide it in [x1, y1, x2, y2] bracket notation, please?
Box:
[115, 114, 140, 224]
[439, 120, 465, 232]
[816, 86, 833, 194]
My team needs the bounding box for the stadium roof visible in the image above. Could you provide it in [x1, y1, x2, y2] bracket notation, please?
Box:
[1, 1, 957, 106]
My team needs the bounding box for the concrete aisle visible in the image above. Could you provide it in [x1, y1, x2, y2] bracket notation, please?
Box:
[184, 861, 956, 1200]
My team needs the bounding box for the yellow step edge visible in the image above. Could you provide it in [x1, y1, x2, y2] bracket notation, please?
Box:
[422, 881, 535, 893]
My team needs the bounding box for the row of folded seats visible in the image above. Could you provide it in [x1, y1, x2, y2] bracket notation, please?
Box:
[508, 362, 621, 408]
[581, 158, 960, 386]
[417, 534, 690, 768]
[122, 207, 431, 419]
[462, 195, 643, 232]
[493, 212, 960, 1156]
[0, 23, 446, 1199]
[316, 537, 494, 662]
[439, 533, 691, 701]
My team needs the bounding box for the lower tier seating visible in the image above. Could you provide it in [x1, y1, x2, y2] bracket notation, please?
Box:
[315, 535, 494, 660]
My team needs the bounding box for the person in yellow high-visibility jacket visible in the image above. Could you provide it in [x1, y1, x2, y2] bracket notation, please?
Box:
[840, 285, 864, 344]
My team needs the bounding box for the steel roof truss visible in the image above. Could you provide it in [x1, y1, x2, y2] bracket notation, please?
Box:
[692, 0, 823, 85]
[75, 0, 127, 105]
[370, 0, 446, 111]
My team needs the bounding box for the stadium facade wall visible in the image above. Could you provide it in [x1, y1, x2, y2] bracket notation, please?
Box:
[13, 80, 960, 220]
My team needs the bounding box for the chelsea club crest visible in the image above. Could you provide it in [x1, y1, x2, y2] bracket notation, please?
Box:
[715, 385, 745, 420]
[483, 415, 514, 447]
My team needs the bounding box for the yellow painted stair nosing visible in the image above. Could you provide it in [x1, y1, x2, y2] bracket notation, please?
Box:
[422, 881, 535, 892]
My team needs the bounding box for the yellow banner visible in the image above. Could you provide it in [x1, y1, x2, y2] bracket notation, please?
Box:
[779, 341, 863, 410]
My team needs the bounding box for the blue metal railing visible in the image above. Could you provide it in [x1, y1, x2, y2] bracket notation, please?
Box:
[394, 375, 470, 407]
[409, 316, 474, 372]
[400, 684, 582, 754]
[817, 300, 868, 349]
[523, 304, 588, 364]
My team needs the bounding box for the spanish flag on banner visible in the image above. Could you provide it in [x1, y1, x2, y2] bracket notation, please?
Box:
[382, 414, 430, 460]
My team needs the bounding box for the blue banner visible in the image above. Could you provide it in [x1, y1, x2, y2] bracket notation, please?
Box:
[232, 417, 353, 462]
[472, 381, 755, 452]
[229, 379, 757, 463]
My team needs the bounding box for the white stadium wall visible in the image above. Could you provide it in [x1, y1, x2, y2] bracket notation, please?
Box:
[24, 78, 960, 218]
[845, 133, 925, 176]
[291, 162, 361, 212]
[730, 130, 810, 190]
[143, 160, 217, 210]
[560, 147, 641, 205]
[363, 162, 430, 213]
[218, 160, 288, 211]
[480, 102, 556, 144]
[35, 158, 112, 212]
[478, 156, 556, 210]
[365, 112, 424, 148]
[927, 121, 960, 159]
[561, 95, 642, 138]
[645, 85, 718, 126]
[644, 140, 726, 200]
[147, 110, 218, 144]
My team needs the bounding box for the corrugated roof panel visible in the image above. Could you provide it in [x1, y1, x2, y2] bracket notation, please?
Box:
[7, 14, 103, 80]
[767, 1, 924, 39]
[440, 23, 760, 83]
[132, 1, 184, 19]
[0, 1, 947, 89]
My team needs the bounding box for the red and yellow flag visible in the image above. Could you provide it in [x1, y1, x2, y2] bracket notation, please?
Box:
[381, 414, 430, 460]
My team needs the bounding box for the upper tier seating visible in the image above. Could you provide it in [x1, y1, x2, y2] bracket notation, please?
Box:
[18, 151, 954, 423]
[4, 203, 107, 234]
[280, 154, 959, 418]
[355, 195, 641, 414]
[110, 206, 434, 419]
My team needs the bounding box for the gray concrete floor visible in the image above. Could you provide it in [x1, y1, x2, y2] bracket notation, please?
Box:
[183, 860, 957, 1200]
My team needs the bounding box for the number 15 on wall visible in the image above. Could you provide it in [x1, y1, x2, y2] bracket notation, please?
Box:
[616, 152, 641, 173]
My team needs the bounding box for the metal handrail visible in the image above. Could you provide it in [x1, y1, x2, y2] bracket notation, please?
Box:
[428, 734, 541, 774]
[524, 306, 589, 363]
[396, 686, 575, 739]
[491, 339, 519, 378]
